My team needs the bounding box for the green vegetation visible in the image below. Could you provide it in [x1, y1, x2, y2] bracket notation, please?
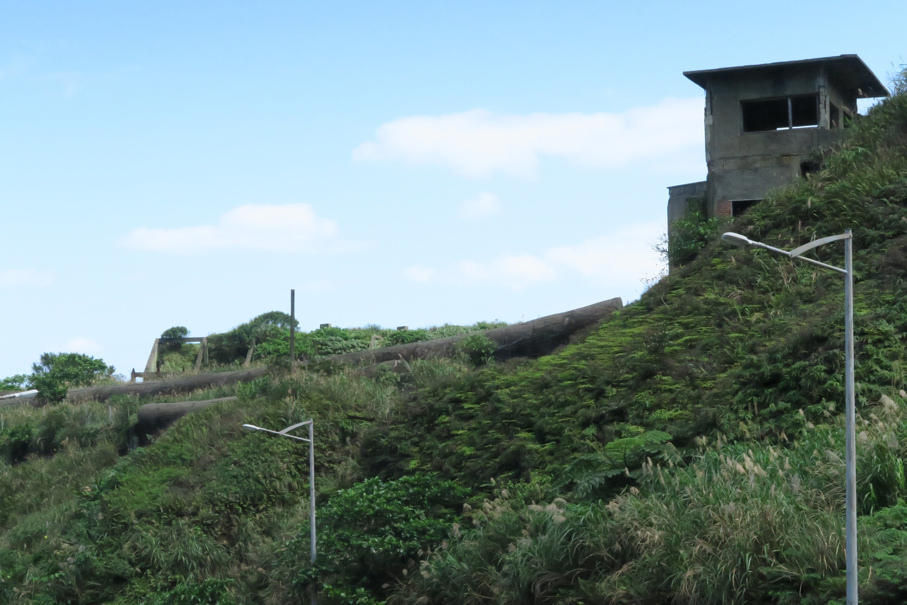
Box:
[0, 352, 117, 403]
[660, 196, 726, 267]
[0, 374, 28, 394]
[1, 73, 907, 603]
[201, 313, 505, 367]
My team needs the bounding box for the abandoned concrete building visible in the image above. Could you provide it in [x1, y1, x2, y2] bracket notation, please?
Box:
[668, 55, 889, 228]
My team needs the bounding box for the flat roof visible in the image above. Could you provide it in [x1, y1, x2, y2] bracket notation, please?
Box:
[684, 55, 889, 98]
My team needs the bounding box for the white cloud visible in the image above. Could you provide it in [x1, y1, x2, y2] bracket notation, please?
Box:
[353, 98, 702, 178]
[402, 221, 665, 294]
[545, 222, 664, 284]
[459, 192, 502, 220]
[120, 203, 364, 255]
[0, 269, 55, 288]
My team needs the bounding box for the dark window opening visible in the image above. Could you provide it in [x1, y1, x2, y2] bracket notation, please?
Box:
[742, 94, 819, 132]
[800, 160, 821, 178]
[791, 95, 818, 128]
[829, 103, 840, 129]
[742, 98, 789, 132]
[732, 199, 760, 217]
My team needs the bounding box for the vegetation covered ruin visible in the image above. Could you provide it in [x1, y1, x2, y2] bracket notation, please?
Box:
[2, 70, 907, 605]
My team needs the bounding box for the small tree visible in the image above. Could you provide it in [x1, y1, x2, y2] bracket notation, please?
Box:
[30, 352, 116, 404]
[0, 374, 28, 394]
[160, 326, 190, 354]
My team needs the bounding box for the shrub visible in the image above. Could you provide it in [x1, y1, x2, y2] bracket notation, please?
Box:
[0, 374, 28, 394]
[277, 474, 469, 603]
[384, 328, 431, 346]
[458, 333, 496, 367]
[661, 198, 724, 267]
[30, 352, 116, 404]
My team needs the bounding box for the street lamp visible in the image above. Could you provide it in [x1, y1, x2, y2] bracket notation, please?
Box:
[241, 420, 317, 567]
[722, 229, 856, 604]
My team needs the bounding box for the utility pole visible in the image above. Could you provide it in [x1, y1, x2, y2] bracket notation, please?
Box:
[290, 289, 296, 367]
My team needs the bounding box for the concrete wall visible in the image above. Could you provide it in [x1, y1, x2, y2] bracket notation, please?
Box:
[701, 66, 849, 216]
[667, 181, 707, 223]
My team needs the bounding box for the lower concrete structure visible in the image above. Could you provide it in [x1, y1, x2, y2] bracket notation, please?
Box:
[667, 181, 707, 223]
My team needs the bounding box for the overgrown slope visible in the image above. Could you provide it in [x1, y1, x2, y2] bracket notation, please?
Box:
[2, 83, 907, 604]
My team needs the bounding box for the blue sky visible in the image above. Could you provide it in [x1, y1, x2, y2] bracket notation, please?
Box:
[1, 1, 903, 378]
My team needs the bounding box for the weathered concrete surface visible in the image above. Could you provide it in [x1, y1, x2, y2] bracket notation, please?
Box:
[136, 396, 238, 436]
[65, 297, 622, 404]
[67, 367, 269, 403]
[328, 297, 623, 366]
[671, 55, 889, 228]
[667, 181, 707, 224]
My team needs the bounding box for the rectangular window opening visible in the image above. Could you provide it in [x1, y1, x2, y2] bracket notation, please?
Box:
[732, 199, 761, 217]
[742, 99, 789, 132]
[742, 94, 818, 132]
[790, 95, 818, 127]
[800, 160, 821, 178]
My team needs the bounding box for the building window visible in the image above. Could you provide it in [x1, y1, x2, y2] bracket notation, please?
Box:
[742, 94, 818, 132]
[732, 199, 761, 217]
[800, 160, 821, 178]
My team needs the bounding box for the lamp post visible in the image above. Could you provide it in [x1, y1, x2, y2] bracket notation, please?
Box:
[722, 230, 856, 604]
[242, 420, 317, 566]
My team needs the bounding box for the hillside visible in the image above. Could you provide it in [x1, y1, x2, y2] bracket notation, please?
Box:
[2, 78, 907, 604]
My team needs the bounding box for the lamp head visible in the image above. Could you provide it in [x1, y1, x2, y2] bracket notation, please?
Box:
[241, 424, 260, 432]
[721, 232, 753, 248]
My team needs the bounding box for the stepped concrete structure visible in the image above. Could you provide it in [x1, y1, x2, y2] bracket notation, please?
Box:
[668, 55, 889, 226]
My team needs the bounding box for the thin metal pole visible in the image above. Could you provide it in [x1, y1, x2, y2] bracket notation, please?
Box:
[309, 421, 316, 565]
[844, 230, 857, 605]
[308, 420, 317, 605]
[723, 229, 858, 601]
[290, 289, 296, 367]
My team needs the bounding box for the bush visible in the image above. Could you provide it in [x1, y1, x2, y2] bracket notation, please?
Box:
[458, 334, 496, 367]
[662, 198, 724, 267]
[279, 474, 469, 602]
[207, 311, 301, 364]
[30, 353, 116, 404]
[384, 328, 431, 346]
[0, 374, 28, 394]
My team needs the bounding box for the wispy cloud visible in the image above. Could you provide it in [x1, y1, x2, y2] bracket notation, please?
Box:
[544, 222, 664, 284]
[402, 221, 664, 294]
[120, 204, 366, 255]
[354, 98, 702, 178]
[0, 269, 55, 288]
[459, 192, 502, 220]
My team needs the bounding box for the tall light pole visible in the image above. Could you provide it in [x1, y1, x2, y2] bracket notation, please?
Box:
[241, 420, 317, 566]
[722, 230, 856, 604]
